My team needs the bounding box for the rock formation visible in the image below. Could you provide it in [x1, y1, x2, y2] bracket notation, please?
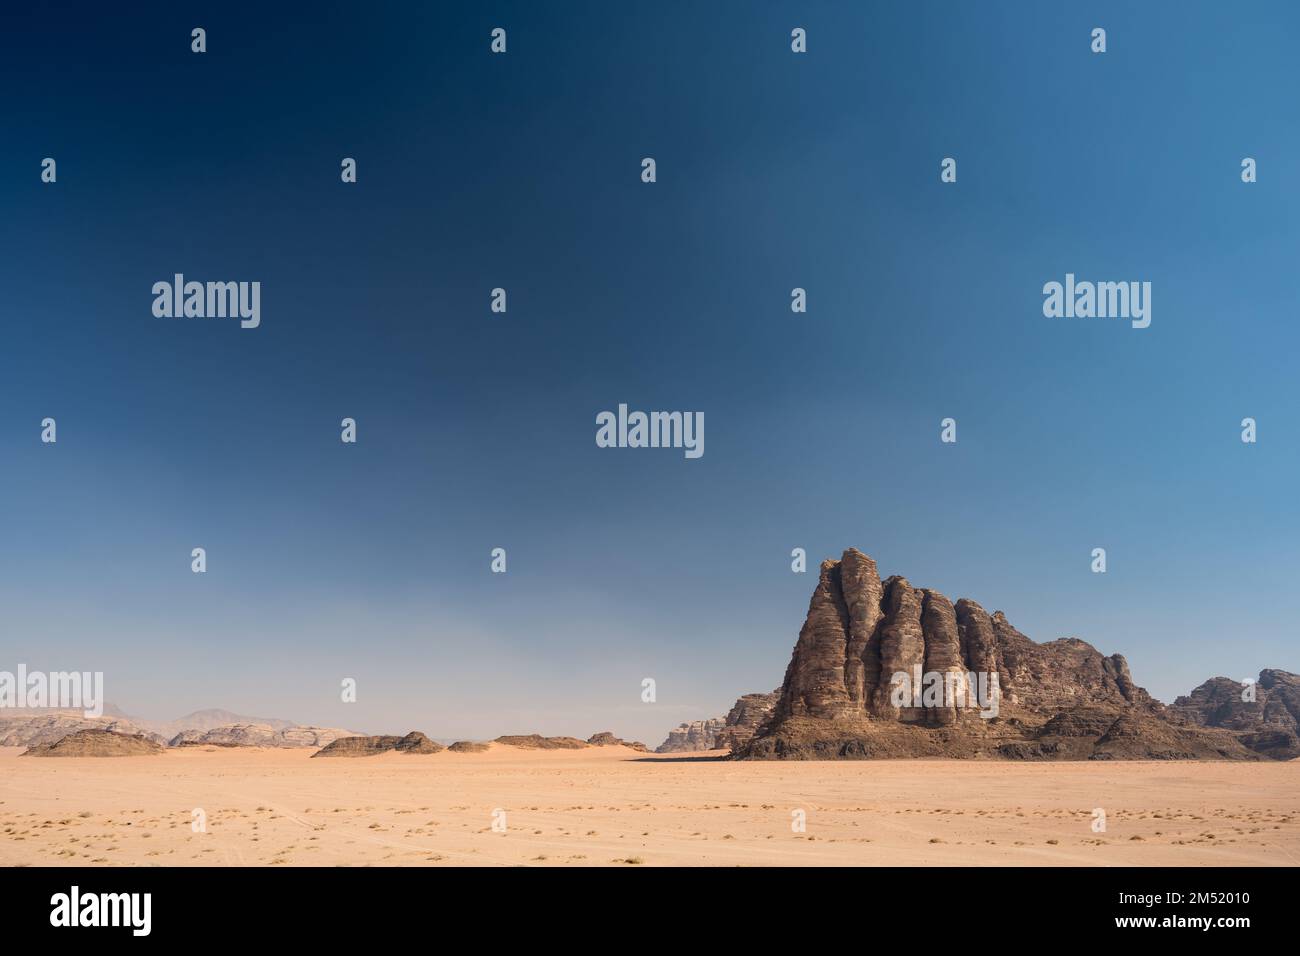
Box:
[0, 707, 350, 751]
[0, 712, 167, 748]
[587, 732, 648, 751]
[169, 723, 358, 748]
[713, 692, 779, 753]
[311, 731, 650, 756]
[656, 692, 779, 753]
[312, 731, 444, 757]
[21, 729, 165, 757]
[655, 718, 726, 753]
[740, 548, 1270, 761]
[1169, 669, 1300, 759]
[130, 708, 297, 740]
[493, 734, 588, 750]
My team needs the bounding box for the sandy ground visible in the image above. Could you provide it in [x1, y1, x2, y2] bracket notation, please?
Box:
[1, 744, 1296, 866]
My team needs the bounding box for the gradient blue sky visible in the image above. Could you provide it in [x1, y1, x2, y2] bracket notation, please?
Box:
[1, 2, 1297, 743]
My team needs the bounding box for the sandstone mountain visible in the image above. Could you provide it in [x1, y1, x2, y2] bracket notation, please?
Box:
[448, 740, 490, 753]
[312, 731, 444, 757]
[1168, 669, 1300, 759]
[656, 691, 779, 753]
[21, 729, 165, 757]
[739, 548, 1271, 761]
[169, 723, 359, 749]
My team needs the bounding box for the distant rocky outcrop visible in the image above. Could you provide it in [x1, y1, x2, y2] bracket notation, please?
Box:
[446, 733, 647, 753]
[0, 707, 345, 753]
[655, 718, 726, 753]
[448, 740, 490, 753]
[312, 731, 444, 757]
[1169, 670, 1300, 759]
[0, 713, 167, 749]
[587, 732, 648, 751]
[493, 734, 588, 750]
[739, 548, 1271, 761]
[656, 691, 779, 754]
[131, 708, 297, 739]
[169, 723, 359, 749]
[21, 729, 165, 757]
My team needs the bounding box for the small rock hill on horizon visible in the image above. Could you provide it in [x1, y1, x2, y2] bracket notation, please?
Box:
[312, 731, 648, 757]
[21, 729, 165, 757]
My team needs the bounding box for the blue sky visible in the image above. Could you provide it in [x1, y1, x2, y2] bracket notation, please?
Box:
[1, 2, 1296, 743]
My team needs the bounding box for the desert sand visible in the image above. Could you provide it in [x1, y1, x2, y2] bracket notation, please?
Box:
[1, 744, 1296, 867]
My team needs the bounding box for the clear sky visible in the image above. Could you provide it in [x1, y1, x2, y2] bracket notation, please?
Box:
[1, 2, 1296, 744]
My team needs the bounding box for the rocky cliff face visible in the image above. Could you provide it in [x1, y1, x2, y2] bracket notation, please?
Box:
[714, 692, 779, 753]
[741, 548, 1269, 761]
[1169, 670, 1300, 759]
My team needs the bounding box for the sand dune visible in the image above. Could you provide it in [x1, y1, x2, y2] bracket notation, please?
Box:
[1, 744, 1296, 867]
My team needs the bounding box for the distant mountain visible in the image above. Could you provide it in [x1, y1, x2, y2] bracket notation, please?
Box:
[0, 711, 167, 747]
[0, 706, 356, 751]
[129, 708, 297, 738]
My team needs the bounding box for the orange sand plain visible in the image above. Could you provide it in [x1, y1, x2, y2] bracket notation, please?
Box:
[1, 745, 1296, 866]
